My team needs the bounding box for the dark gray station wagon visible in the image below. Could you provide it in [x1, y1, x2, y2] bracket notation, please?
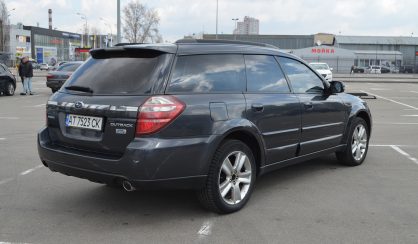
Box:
[38, 39, 372, 213]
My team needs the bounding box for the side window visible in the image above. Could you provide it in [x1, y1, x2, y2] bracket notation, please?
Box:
[278, 57, 325, 93]
[245, 55, 290, 93]
[168, 54, 245, 93]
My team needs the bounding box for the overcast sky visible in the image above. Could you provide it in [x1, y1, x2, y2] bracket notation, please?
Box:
[5, 0, 418, 42]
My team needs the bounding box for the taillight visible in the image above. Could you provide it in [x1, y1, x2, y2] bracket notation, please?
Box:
[136, 96, 185, 136]
[47, 74, 55, 79]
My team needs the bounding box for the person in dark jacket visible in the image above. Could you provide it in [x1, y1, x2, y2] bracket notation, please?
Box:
[20, 57, 34, 95]
[17, 58, 24, 86]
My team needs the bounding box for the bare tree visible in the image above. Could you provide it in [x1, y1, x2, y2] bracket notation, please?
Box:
[123, 1, 162, 43]
[0, 0, 10, 52]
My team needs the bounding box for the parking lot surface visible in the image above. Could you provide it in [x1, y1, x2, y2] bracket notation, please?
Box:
[1, 78, 418, 243]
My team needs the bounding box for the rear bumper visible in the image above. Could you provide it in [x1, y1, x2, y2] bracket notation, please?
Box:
[37, 127, 215, 189]
[46, 80, 64, 89]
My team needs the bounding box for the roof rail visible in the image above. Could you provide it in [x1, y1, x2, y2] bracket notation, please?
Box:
[175, 39, 279, 49]
[114, 42, 148, 46]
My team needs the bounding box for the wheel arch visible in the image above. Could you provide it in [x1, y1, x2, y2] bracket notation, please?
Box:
[340, 108, 372, 147]
[215, 127, 266, 176]
[356, 110, 372, 136]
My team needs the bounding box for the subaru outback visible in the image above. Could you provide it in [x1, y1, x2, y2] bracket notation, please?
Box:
[37, 39, 372, 213]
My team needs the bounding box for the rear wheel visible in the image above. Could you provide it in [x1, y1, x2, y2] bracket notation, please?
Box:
[5, 82, 15, 96]
[51, 88, 58, 93]
[336, 117, 369, 166]
[197, 140, 256, 214]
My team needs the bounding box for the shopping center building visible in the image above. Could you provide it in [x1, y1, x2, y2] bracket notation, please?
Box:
[203, 33, 418, 73]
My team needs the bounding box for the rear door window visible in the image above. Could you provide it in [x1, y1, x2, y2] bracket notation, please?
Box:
[168, 54, 246, 93]
[278, 57, 325, 94]
[245, 55, 290, 93]
[64, 53, 171, 95]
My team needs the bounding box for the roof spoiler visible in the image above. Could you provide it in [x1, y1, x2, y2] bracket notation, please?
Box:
[90, 47, 166, 59]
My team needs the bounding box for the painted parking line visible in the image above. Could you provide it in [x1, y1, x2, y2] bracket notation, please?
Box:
[390, 145, 418, 165]
[19, 165, 43, 176]
[360, 90, 418, 110]
[402, 115, 418, 117]
[0, 242, 32, 244]
[0, 138, 5, 141]
[0, 165, 44, 187]
[0, 117, 19, 120]
[375, 122, 418, 125]
[23, 103, 45, 108]
[0, 178, 14, 186]
[197, 220, 213, 237]
[370, 88, 390, 91]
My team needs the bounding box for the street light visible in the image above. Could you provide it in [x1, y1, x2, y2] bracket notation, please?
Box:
[100, 17, 113, 47]
[7, 8, 16, 17]
[215, 0, 218, 39]
[232, 18, 238, 40]
[77, 12, 89, 48]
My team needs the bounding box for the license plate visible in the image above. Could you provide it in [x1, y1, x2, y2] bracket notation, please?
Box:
[65, 114, 103, 131]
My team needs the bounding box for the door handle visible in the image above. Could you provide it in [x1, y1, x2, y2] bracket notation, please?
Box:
[251, 103, 264, 112]
[304, 102, 313, 110]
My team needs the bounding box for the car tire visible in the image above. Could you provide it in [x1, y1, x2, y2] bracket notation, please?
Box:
[5, 82, 15, 96]
[197, 139, 256, 214]
[336, 117, 369, 166]
[51, 88, 58, 93]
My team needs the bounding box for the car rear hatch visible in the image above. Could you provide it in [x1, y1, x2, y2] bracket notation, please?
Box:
[46, 46, 175, 158]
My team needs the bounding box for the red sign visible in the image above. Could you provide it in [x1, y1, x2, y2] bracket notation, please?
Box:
[50, 39, 64, 45]
[415, 51, 418, 56]
[311, 48, 335, 54]
[75, 48, 90, 53]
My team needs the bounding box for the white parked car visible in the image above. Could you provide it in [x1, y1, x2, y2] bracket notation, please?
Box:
[39, 63, 50, 71]
[368, 66, 381, 74]
[309, 62, 333, 82]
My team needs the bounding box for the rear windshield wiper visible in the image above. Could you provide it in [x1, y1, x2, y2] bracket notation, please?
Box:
[65, 85, 94, 93]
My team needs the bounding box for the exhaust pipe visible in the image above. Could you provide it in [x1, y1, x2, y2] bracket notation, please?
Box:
[122, 180, 136, 192]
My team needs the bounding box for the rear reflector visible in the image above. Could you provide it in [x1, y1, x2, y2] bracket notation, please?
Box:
[136, 96, 185, 136]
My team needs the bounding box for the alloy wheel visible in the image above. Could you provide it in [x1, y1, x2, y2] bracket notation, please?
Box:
[218, 151, 252, 205]
[351, 124, 368, 161]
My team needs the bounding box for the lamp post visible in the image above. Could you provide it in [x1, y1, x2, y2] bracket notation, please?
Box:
[7, 8, 16, 17]
[215, 0, 218, 39]
[232, 18, 238, 40]
[77, 12, 88, 48]
[117, 0, 121, 44]
[100, 17, 113, 47]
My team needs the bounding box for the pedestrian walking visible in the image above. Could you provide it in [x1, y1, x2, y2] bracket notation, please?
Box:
[350, 65, 355, 75]
[20, 57, 34, 95]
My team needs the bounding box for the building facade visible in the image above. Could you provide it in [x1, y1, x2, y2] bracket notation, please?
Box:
[203, 34, 313, 50]
[9, 24, 31, 61]
[23, 26, 81, 64]
[233, 16, 259, 35]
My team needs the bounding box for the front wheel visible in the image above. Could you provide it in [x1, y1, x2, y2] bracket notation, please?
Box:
[336, 117, 369, 166]
[5, 82, 15, 96]
[197, 140, 256, 214]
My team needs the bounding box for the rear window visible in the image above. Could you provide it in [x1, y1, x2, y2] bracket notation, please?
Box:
[64, 54, 170, 95]
[57, 63, 81, 72]
[168, 54, 246, 93]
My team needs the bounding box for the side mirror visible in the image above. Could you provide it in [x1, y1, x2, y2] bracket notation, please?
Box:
[330, 67, 333, 71]
[329, 80, 345, 93]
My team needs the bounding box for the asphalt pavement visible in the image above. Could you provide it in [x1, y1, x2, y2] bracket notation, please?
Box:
[1, 78, 418, 243]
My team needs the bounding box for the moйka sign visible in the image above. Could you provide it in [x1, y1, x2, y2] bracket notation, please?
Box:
[311, 48, 335, 54]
